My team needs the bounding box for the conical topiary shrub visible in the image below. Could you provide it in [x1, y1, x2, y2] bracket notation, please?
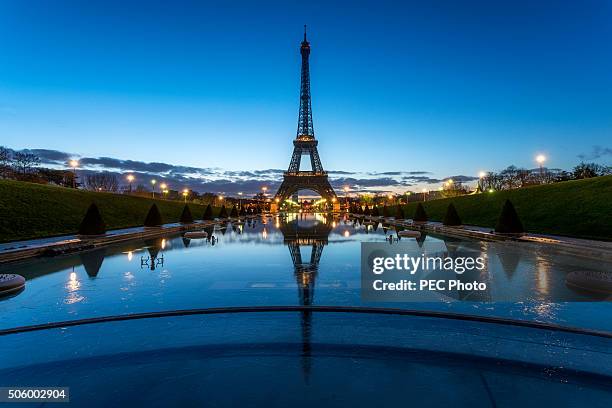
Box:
[78, 203, 106, 236]
[179, 204, 193, 224]
[383, 205, 390, 217]
[495, 199, 524, 234]
[364, 206, 371, 216]
[218, 205, 228, 218]
[412, 203, 428, 223]
[395, 206, 404, 220]
[144, 203, 163, 227]
[203, 204, 213, 220]
[239, 207, 247, 217]
[443, 203, 462, 226]
[230, 205, 238, 218]
[372, 206, 380, 217]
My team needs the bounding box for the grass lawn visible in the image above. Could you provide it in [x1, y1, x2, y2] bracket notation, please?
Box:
[398, 175, 612, 241]
[0, 180, 224, 243]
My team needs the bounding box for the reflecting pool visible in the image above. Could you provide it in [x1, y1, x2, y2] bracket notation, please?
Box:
[1, 213, 611, 331]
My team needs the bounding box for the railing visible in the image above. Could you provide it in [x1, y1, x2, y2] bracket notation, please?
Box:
[284, 171, 327, 176]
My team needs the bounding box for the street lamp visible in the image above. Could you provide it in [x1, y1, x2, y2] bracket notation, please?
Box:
[182, 189, 189, 203]
[237, 192, 243, 209]
[261, 186, 268, 212]
[69, 160, 79, 188]
[478, 171, 486, 194]
[151, 179, 156, 199]
[126, 174, 135, 193]
[421, 188, 428, 202]
[343, 186, 350, 209]
[536, 154, 546, 178]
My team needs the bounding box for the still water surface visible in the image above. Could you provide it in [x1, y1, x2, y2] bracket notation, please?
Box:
[1, 213, 610, 331]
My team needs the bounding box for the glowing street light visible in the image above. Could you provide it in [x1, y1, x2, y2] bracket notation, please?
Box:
[422, 188, 428, 202]
[478, 171, 486, 179]
[343, 186, 350, 210]
[151, 179, 156, 199]
[182, 189, 189, 203]
[536, 154, 546, 177]
[69, 160, 79, 188]
[126, 174, 135, 193]
[238, 191, 243, 209]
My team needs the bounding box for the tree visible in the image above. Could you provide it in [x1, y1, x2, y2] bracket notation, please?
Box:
[219, 205, 228, 218]
[382, 204, 390, 217]
[573, 162, 607, 179]
[230, 205, 238, 218]
[37, 168, 74, 187]
[202, 204, 213, 220]
[78, 203, 106, 235]
[443, 203, 462, 226]
[394, 205, 404, 220]
[412, 203, 428, 223]
[371, 205, 380, 217]
[0, 146, 11, 178]
[86, 173, 119, 192]
[495, 199, 524, 234]
[12, 151, 40, 175]
[144, 204, 163, 227]
[179, 205, 194, 224]
[363, 206, 371, 216]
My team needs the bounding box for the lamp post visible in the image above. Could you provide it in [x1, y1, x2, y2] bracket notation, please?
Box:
[238, 192, 243, 209]
[182, 189, 189, 203]
[151, 179, 156, 199]
[69, 160, 79, 189]
[422, 188, 428, 202]
[160, 183, 167, 199]
[343, 186, 350, 210]
[126, 174, 135, 193]
[478, 171, 486, 193]
[261, 186, 268, 212]
[536, 154, 546, 179]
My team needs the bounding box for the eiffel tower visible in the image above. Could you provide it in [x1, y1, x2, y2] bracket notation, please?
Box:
[272, 26, 338, 212]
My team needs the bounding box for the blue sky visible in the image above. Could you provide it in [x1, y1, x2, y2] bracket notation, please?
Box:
[1, 0, 611, 194]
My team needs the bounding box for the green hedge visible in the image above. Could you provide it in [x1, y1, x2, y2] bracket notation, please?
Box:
[0, 180, 220, 242]
[397, 176, 612, 240]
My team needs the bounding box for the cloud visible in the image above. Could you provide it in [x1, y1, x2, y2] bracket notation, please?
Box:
[578, 146, 612, 161]
[442, 175, 479, 183]
[21, 149, 71, 164]
[5, 146, 464, 195]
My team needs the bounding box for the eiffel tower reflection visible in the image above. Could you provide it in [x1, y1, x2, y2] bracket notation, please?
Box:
[279, 214, 334, 382]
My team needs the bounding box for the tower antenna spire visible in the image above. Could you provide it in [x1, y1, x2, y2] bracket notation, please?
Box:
[304, 24, 307, 41]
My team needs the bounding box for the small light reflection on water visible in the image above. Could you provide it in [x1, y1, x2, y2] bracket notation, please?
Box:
[64, 270, 85, 305]
[535, 255, 552, 298]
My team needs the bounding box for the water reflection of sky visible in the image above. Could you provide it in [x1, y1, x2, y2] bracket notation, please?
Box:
[0, 214, 610, 331]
